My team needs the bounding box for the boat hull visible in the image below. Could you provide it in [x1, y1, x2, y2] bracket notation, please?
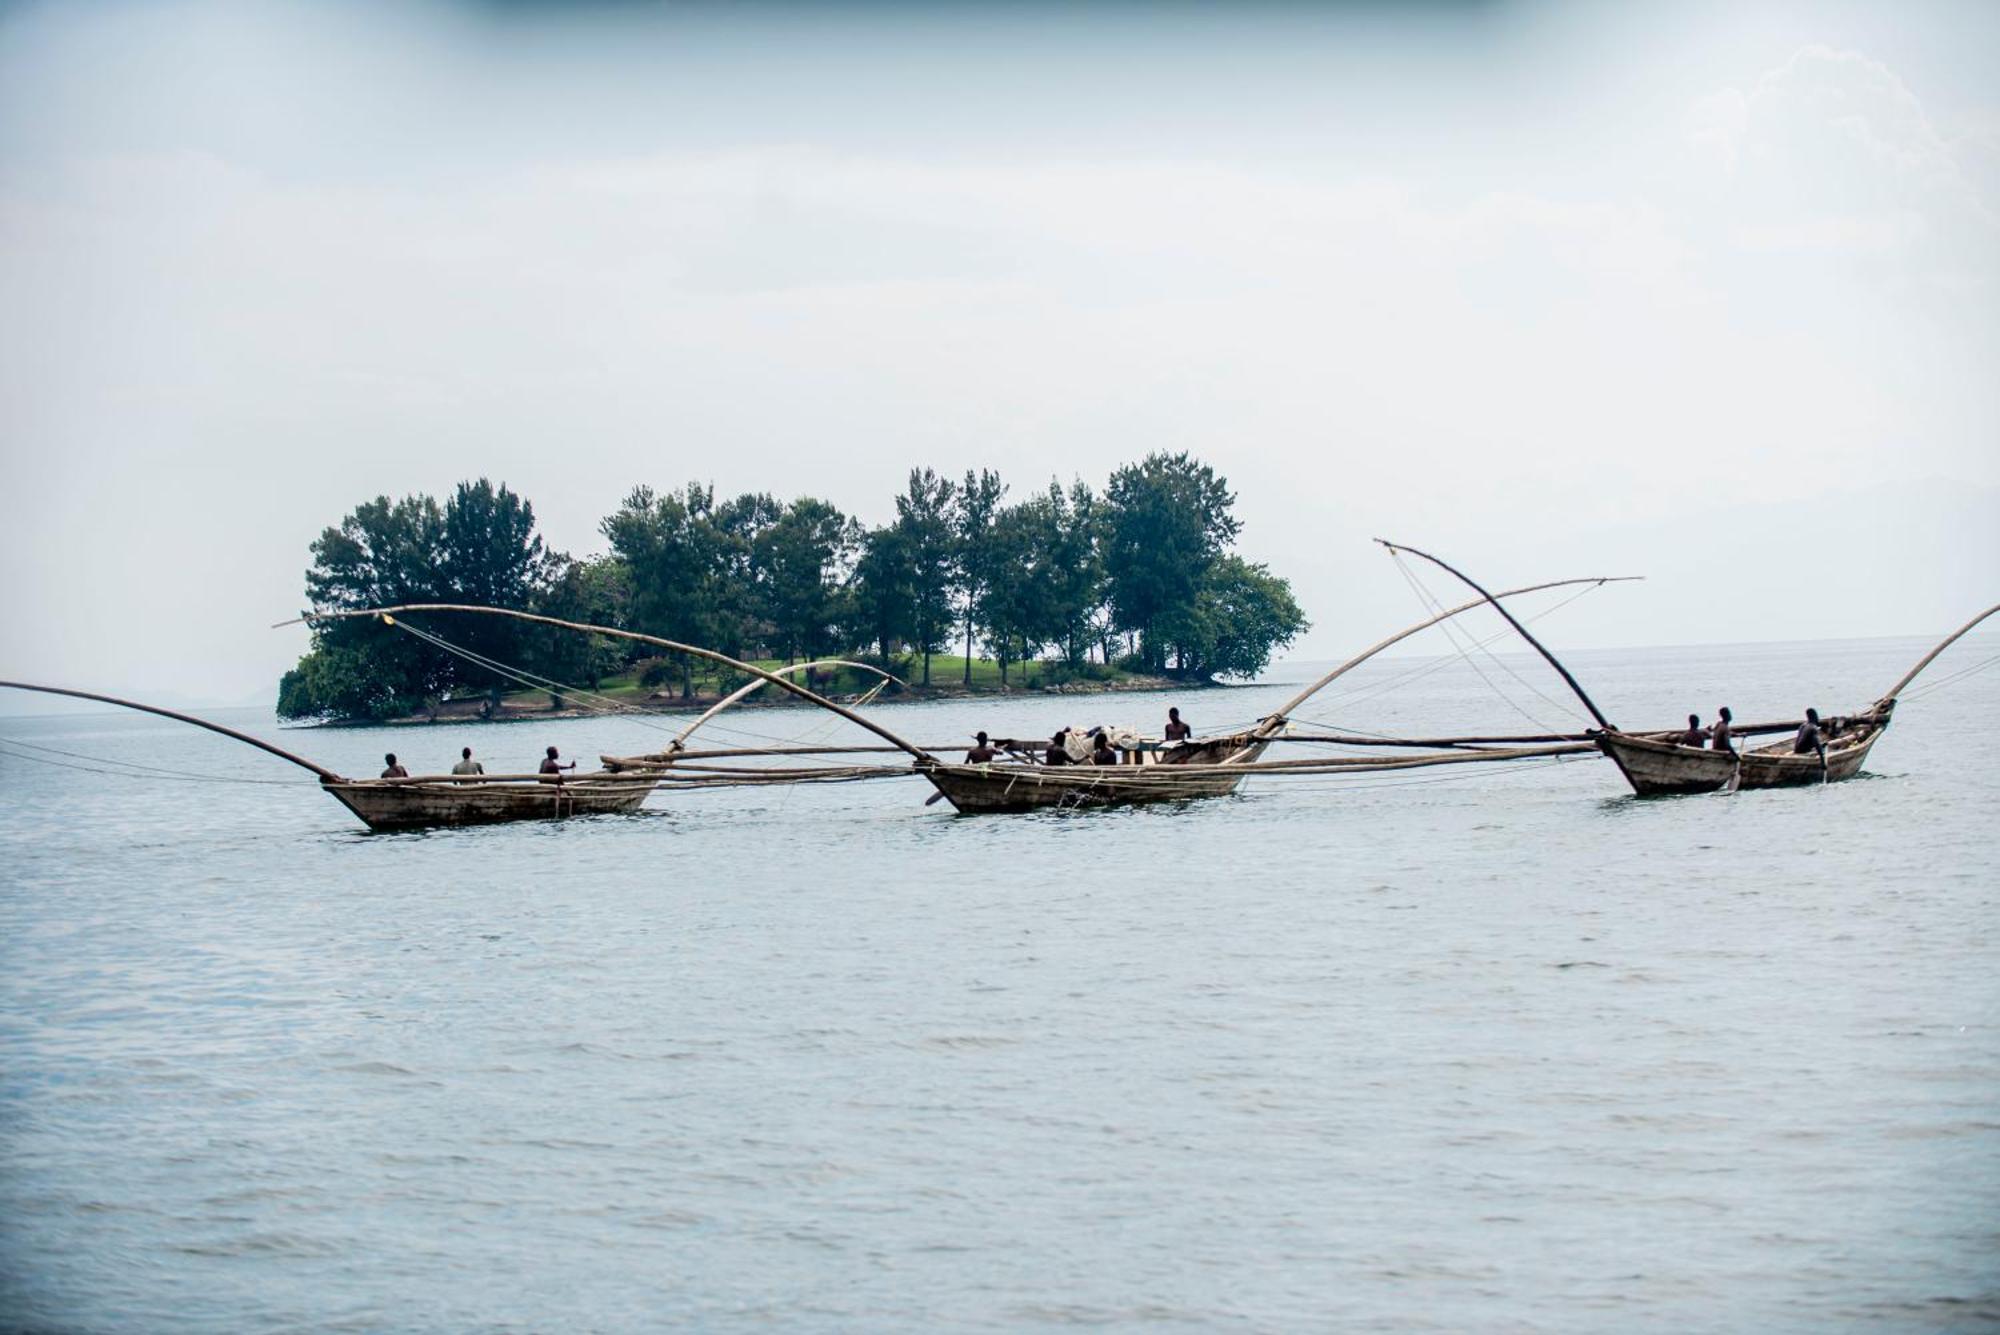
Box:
[1592, 732, 1739, 795]
[1735, 729, 1882, 788]
[922, 739, 1270, 814]
[1594, 714, 1889, 796]
[322, 778, 656, 831]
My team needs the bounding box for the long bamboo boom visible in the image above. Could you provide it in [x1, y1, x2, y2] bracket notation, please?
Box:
[0, 680, 342, 781]
[669, 659, 903, 751]
[1375, 542, 1618, 731]
[1879, 603, 2000, 702]
[276, 605, 937, 763]
[1258, 573, 1640, 730]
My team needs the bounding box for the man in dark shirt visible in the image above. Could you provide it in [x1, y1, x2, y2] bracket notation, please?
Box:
[539, 745, 576, 782]
[1679, 714, 1705, 748]
[966, 731, 1001, 764]
[1090, 732, 1119, 766]
[1164, 708, 1192, 743]
[1709, 706, 1735, 754]
[1044, 729, 1072, 765]
[380, 753, 409, 779]
[1793, 707, 1826, 760]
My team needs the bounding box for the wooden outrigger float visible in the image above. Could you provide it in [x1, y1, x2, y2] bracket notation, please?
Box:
[1376, 542, 1997, 798]
[0, 679, 660, 832]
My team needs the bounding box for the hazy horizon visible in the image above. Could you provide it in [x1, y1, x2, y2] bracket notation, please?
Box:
[3, 0, 1996, 704]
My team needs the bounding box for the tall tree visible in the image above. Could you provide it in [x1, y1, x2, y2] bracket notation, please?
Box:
[975, 500, 1045, 686]
[1174, 556, 1309, 680]
[1042, 479, 1105, 668]
[755, 498, 861, 662]
[601, 483, 729, 697]
[849, 525, 916, 665]
[437, 478, 550, 707]
[1103, 453, 1242, 671]
[532, 553, 630, 698]
[951, 468, 1007, 685]
[711, 492, 781, 659]
[281, 482, 556, 719]
[893, 468, 957, 685]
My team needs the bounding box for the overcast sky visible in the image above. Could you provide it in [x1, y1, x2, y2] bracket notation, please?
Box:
[2, 0, 1996, 705]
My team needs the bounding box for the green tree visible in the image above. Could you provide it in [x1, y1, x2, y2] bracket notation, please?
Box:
[1042, 480, 1105, 668]
[531, 553, 630, 698]
[280, 493, 447, 719]
[849, 524, 916, 665]
[438, 478, 551, 709]
[278, 481, 556, 719]
[893, 468, 957, 685]
[1174, 556, 1308, 680]
[975, 501, 1045, 686]
[712, 492, 781, 659]
[601, 483, 729, 697]
[951, 468, 1007, 685]
[754, 497, 861, 662]
[1103, 453, 1242, 671]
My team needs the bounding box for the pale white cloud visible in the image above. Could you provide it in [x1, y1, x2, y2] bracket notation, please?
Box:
[1685, 45, 1997, 287]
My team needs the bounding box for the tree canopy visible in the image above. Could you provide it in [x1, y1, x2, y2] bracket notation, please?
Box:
[279, 456, 1307, 720]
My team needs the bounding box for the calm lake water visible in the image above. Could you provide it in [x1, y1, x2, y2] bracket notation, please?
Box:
[2, 635, 1997, 1332]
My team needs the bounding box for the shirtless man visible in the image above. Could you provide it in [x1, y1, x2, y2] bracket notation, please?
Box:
[1090, 732, 1119, 766]
[451, 746, 484, 776]
[1709, 707, 1735, 755]
[380, 753, 409, 779]
[966, 731, 1001, 764]
[1164, 707, 1192, 743]
[1678, 714, 1705, 748]
[539, 745, 576, 782]
[1044, 729, 1073, 765]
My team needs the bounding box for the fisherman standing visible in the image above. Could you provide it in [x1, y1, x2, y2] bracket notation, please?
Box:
[451, 746, 484, 776]
[380, 753, 409, 779]
[1164, 707, 1192, 743]
[1709, 707, 1735, 755]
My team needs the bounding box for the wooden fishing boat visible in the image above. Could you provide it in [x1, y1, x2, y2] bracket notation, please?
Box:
[917, 733, 1273, 814]
[1590, 708, 1889, 795]
[1376, 542, 1996, 799]
[0, 679, 661, 832]
[321, 772, 658, 830]
[902, 573, 1634, 814]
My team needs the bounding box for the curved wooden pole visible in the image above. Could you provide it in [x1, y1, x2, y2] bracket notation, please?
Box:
[0, 680, 343, 781]
[1374, 542, 1619, 731]
[1258, 574, 1639, 731]
[1879, 602, 2000, 702]
[277, 605, 938, 764]
[671, 659, 905, 751]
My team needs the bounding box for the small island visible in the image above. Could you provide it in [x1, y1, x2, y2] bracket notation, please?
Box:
[279, 453, 1307, 724]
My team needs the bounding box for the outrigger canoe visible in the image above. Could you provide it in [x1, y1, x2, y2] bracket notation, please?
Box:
[0, 680, 660, 832]
[1375, 541, 1996, 799]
